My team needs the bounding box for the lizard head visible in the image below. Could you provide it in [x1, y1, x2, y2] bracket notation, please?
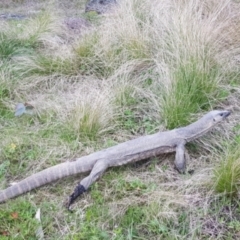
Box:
[177, 110, 231, 141]
[209, 110, 231, 125]
[197, 109, 231, 138]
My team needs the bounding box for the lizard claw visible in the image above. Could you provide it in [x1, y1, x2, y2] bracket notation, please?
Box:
[66, 184, 86, 210]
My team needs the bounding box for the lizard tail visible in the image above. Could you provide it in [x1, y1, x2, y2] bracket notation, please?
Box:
[0, 161, 89, 203]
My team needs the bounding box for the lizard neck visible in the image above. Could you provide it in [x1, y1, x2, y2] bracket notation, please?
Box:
[175, 117, 213, 142]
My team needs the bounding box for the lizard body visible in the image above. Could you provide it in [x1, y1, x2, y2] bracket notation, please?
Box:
[0, 110, 230, 208]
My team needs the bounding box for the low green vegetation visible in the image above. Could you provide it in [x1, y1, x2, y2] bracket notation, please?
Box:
[161, 55, 220, 129]
[0, 0, 239, 239]
[214, 144, 240, 198]
[0, 200, 38, 239]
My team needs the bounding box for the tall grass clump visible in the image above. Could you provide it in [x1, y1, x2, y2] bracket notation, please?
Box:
[0, 33, 32, 60]
[0, 62, 13, 118]
[160, 54, 220, 129]
[0, 13, 59, 58]
[75, 33, 106, 76]
[15, 12, 61, 47]
[213, 146, 240, 198]
[13, 54, 79, 76]
[151, 0, 232, 129]
[75, 0, 153, 77]
[74, 0, 238, 128]
[69, 87, 114, 141]
[1, 12, 68, 77]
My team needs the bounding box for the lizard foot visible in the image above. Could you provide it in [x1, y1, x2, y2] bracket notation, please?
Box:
[188, 169, 194, 175]
[174, 165, 186, 174]
[66, 184, 86, 210]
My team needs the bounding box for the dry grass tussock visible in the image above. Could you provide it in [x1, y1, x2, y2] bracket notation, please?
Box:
[68, 81, 116, 140]
[0, 0, 240, 239]
[74, 0, 239, 127]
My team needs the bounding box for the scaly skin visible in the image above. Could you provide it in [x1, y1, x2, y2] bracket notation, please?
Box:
[0, 110, 230, 208]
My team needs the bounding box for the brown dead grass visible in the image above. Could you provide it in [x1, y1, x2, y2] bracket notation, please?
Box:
[0, 0, 240, 239]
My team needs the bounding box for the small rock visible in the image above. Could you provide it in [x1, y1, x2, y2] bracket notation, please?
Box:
[85, 0, 117, 14]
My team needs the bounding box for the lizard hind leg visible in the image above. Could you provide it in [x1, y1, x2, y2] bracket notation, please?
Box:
[66, 159, 108, 210]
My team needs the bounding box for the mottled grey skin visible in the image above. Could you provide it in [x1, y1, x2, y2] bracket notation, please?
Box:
[85, 0, 117, 14]
[0, 110, 230, 206]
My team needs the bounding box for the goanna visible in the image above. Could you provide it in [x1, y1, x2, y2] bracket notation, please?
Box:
[0, 110, 230, 209]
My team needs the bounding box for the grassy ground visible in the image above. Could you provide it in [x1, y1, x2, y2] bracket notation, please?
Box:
[0, 0, 240, 239]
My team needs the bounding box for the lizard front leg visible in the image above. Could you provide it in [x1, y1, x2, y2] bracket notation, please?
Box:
[67, 159, 108, 209]
[174, 142, 186, 174]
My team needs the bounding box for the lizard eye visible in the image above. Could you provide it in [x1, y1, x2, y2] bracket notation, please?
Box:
[220, 113, 224, 117]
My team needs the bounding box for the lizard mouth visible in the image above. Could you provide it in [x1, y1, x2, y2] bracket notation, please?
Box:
[223, 111, 231, 118]
[222, 110, 231, 123]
